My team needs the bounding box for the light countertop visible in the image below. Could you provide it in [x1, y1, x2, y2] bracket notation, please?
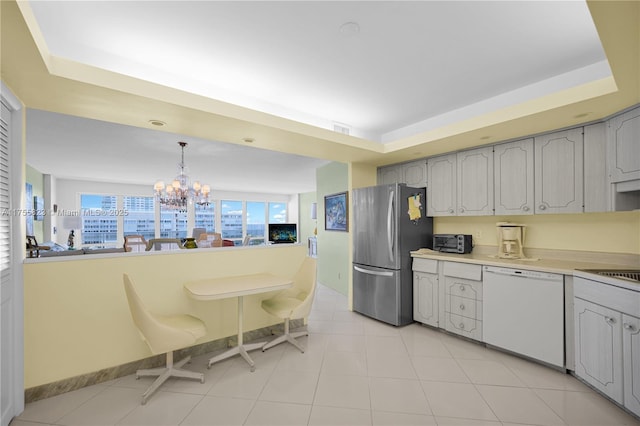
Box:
[411, 246, 640, 292]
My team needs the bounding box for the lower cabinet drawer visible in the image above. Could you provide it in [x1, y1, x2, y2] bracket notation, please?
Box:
[445, 277, 483, 300]
[444, 312, 483, 341]
[447, 294, 482, 320]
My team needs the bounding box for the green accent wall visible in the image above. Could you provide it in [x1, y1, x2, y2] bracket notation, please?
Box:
[316, 162, 349, 295]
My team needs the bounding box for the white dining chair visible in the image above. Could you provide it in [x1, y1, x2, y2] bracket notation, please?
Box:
[260, 257, 317, 352]
[123, 273, 207, 404]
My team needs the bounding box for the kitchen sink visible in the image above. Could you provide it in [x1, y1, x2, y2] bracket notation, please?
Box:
[579, 269, 640, 283]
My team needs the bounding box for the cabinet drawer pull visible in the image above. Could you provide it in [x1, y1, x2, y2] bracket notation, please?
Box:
[522, 206, 530, 212]
[459, 323, 465, 330]
[459, 304, 465, 310]
[459, 208, 465, 213]
[605, 316, 616, 325]
[459, 285, 465, 291]
[448, 209, 454, 214]
[539, 205, 546, 210]
[624, 323, 636, 331]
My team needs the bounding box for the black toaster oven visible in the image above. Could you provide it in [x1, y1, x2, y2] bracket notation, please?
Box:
[433, 234, 473, 254]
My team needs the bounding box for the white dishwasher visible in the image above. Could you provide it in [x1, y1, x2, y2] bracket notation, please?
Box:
[483, 266, 565, 368]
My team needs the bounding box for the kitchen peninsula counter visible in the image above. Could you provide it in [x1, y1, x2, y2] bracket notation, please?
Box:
[411, 245, 639, 277]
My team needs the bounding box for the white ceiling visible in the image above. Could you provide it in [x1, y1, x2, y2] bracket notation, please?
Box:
[22, 0, 610, 193]
[26, 109, 328, 194]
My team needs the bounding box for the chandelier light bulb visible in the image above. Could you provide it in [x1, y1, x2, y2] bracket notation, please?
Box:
[153, 142, 211, 210]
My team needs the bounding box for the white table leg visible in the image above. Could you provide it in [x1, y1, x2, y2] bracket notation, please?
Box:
[207, 295, 263, 372]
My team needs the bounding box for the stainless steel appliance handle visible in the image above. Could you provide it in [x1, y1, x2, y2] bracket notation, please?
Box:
[354, 265, 394, 277]
[387, 190, 394, 263]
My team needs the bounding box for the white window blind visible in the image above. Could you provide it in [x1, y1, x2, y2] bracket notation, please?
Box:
[0, 101, 11, 281]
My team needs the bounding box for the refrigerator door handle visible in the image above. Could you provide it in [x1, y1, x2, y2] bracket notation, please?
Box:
[387, 190, 395, 263]
[354, 265, 394, 277]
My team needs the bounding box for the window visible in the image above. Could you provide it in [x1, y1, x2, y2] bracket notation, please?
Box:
[195, 203, 215, 232]
[221, 200, 242, 245]
[81, 194, 117, 246]
[0, 102, 11, 278]
[123, 196, 155, 240]
[269, 202, 287, 223]
[246, 201, 265, 245]
[160, 206, 187, 239]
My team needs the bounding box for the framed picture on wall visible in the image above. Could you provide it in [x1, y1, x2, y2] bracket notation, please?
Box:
[34, 196, 44, 220]
[324, 191, 348, 232]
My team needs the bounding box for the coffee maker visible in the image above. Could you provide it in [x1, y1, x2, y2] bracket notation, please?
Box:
[496, 222, 526, 259]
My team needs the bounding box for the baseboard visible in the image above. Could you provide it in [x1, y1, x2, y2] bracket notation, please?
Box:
[24, 319, 303, 403]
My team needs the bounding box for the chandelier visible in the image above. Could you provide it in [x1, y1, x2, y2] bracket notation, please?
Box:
[153, 141, 210, 210]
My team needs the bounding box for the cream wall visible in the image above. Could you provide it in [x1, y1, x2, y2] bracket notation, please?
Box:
[23, 244, 306, 388]
[435, 211, 640, 255]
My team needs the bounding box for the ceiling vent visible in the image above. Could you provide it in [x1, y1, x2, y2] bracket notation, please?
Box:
[333, 123, 350, 135]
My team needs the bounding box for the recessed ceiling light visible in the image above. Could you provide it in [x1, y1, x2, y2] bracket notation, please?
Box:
[243, 138, 255, 144]
[339, 22, 360, 37]
[573, 112, 590, 119]
[480, 135, 491, 140]
[149, 120, 166, 127]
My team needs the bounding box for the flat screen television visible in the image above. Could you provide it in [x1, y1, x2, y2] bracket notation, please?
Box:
[268, 223, 297, 244]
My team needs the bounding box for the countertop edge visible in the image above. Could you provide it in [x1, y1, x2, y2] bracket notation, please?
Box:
[411, 248, 640, 292]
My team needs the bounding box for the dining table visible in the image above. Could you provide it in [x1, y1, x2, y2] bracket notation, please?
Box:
[183, 273, 292, 371]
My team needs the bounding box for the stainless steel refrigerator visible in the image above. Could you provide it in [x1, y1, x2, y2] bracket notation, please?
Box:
[352, 183, 433, 326]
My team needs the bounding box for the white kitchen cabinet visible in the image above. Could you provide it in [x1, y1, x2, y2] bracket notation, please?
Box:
[378, 160, 427, 187]
[427, 154, 456, 216]
[608, 106, 640, 183]
[414, 272, 438, 327]
[427, 148, 493, 217]
[534, 128, 584, 214]
[441, 262, 483, 341]
[574, 276, 640, 417]
[623, 314, 640, 415]
[574, 297, 624, 404]
[583, 123, 610, 212]
[457, 146, 494, 216]
[494, 138, 534, 215]
[412, 258, 439, 327]
[413, 258, 439, 327]
[402, 160, 427, 187]
[378, 165, 402, 185]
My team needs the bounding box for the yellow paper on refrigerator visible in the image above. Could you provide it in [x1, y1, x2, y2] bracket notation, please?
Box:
[408, 194, 422, 220]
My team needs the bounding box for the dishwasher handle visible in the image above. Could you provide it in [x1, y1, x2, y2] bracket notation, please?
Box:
[484, 266, 563, 282]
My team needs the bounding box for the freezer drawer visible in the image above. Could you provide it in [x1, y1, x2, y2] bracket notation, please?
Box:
[353, 264, 411, 326]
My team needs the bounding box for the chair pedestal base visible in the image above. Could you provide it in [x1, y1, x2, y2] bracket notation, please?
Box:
[136, 352, 203, 404]
[262, 318, 308, 353]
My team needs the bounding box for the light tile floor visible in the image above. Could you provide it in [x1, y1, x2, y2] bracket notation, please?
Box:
[12, 284, 640, 426]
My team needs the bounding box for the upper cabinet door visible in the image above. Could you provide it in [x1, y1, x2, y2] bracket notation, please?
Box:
[377, 160, 426, 187]
[427, 154, 456, 216]
[534, 128, 584, 214]
[457, 146, 494, 216]
[494, 139, 534, 215]
[608, 107, 640, 183]
[378, 165, 401, 185]
[402, 160, 427, 188]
